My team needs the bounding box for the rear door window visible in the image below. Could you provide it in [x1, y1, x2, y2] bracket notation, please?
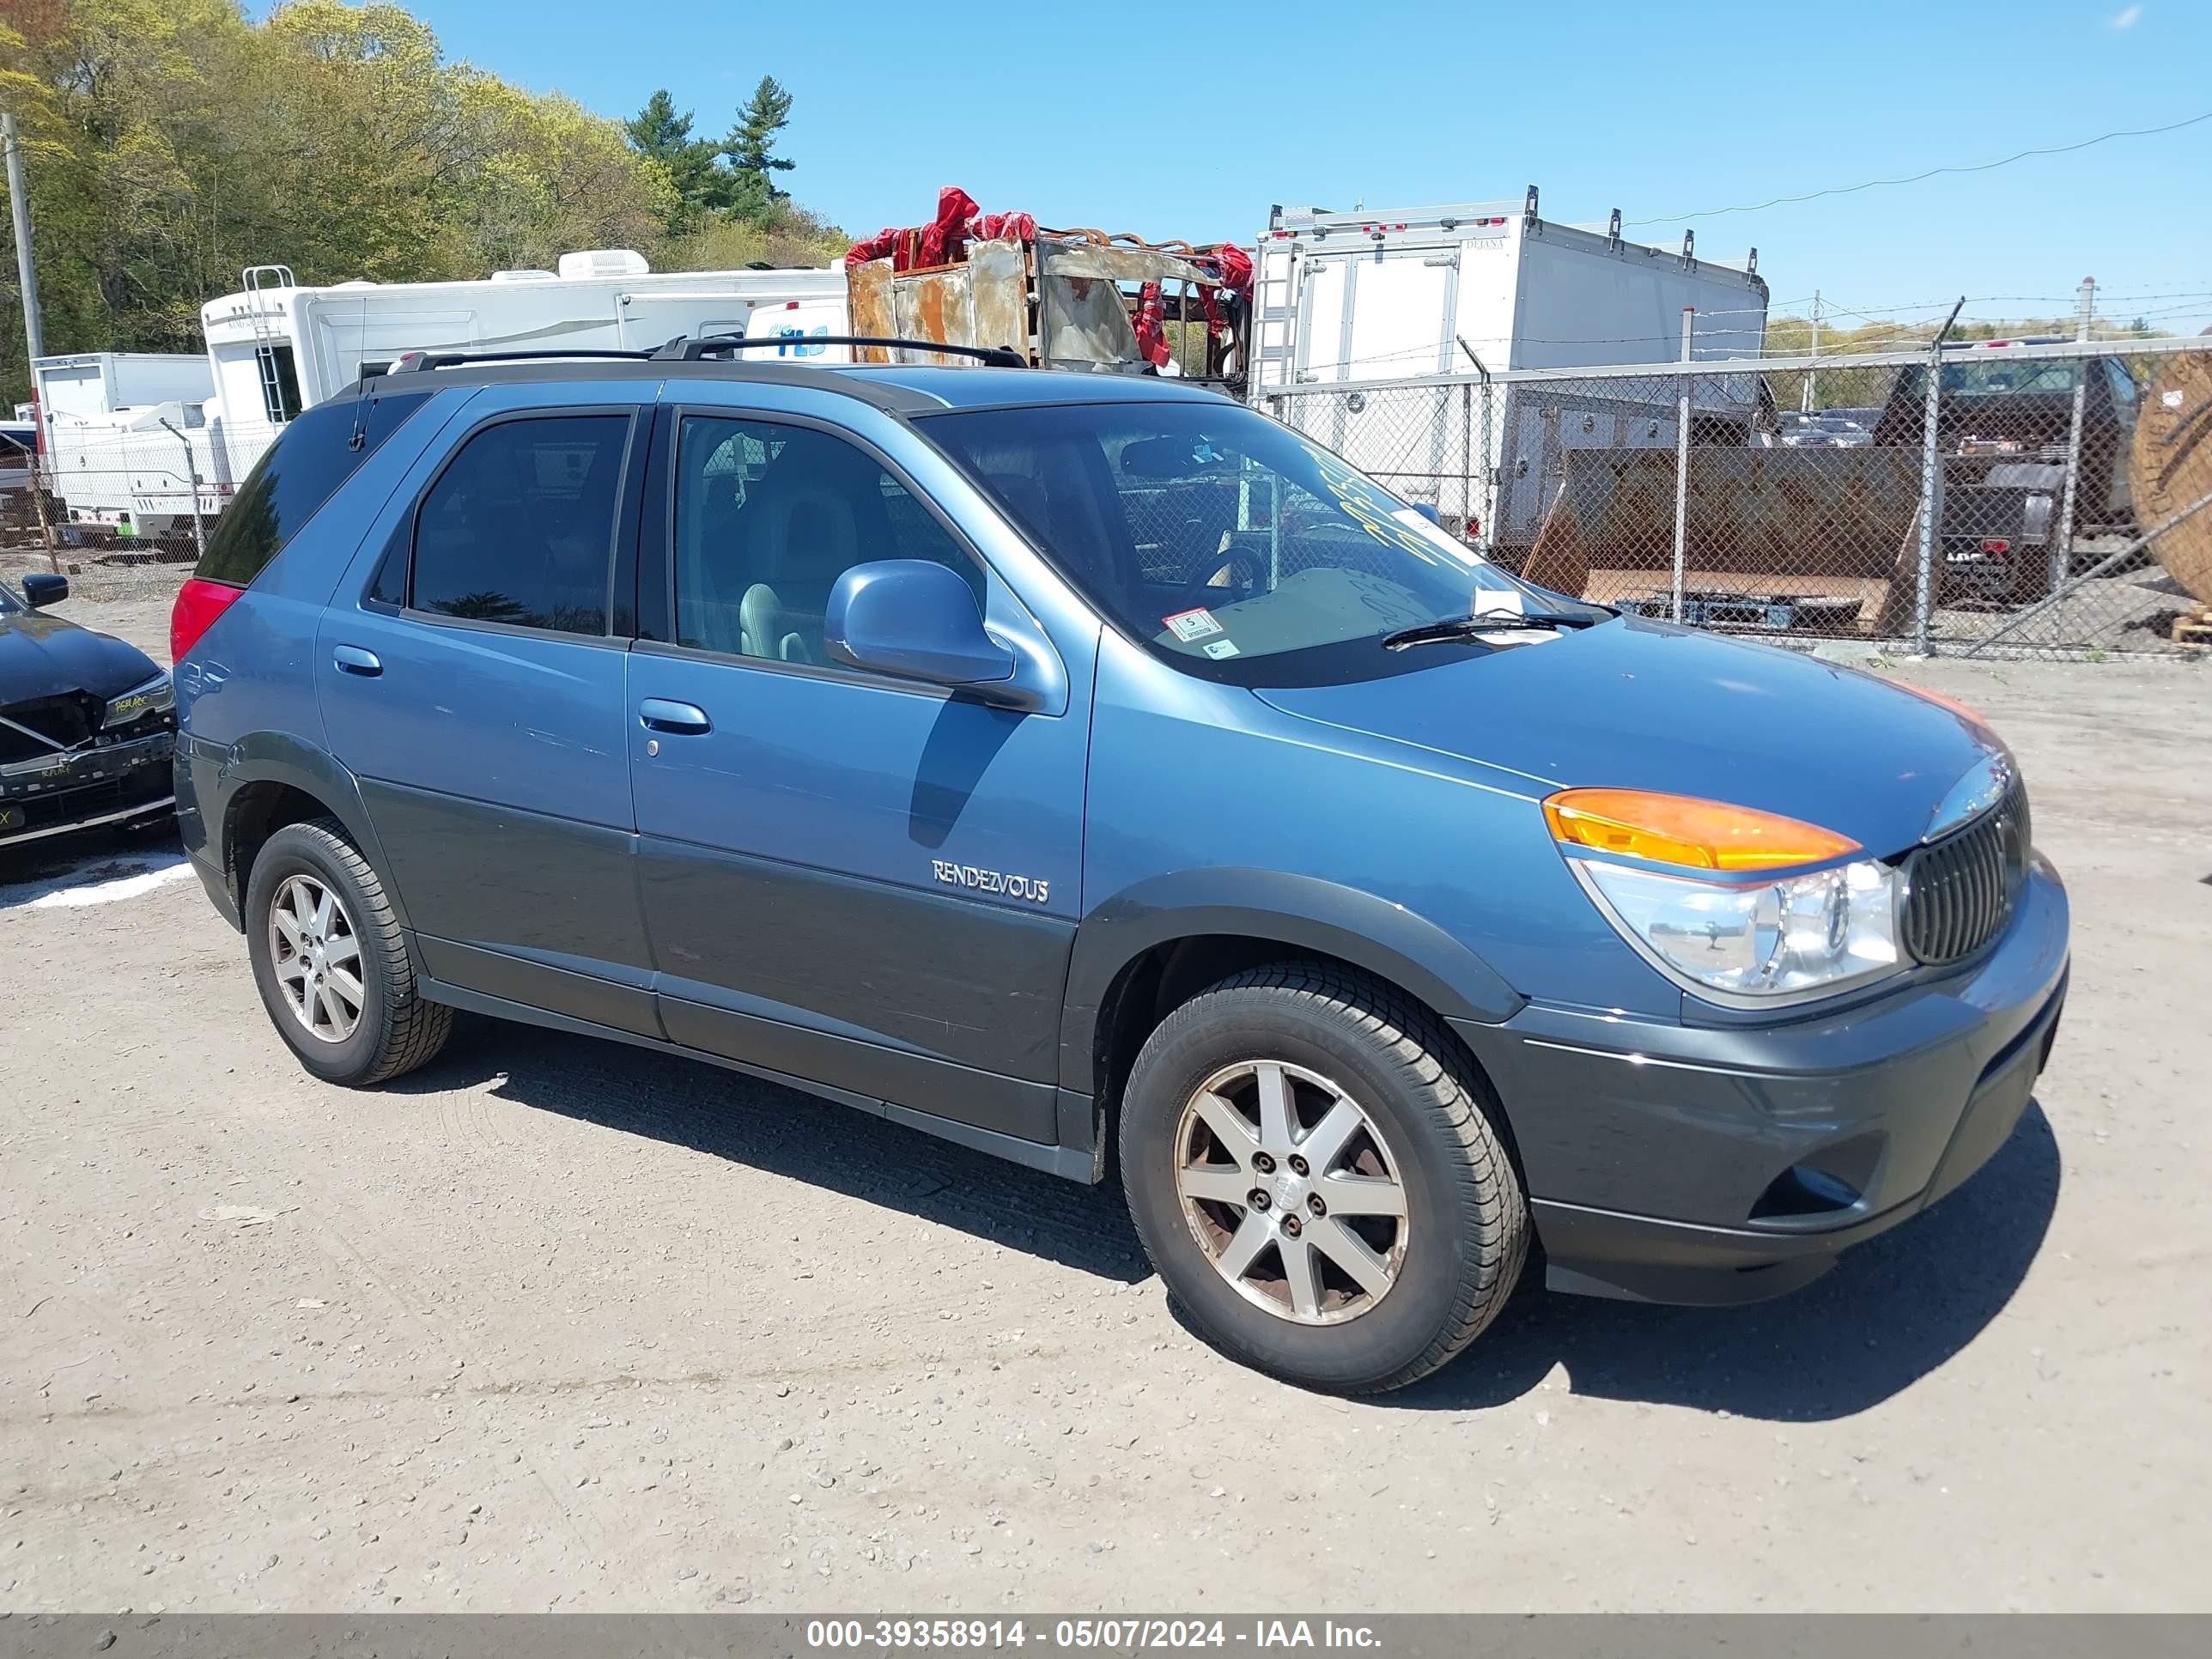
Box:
[404, 415, 630, 635]
[193, 391, 433, 587]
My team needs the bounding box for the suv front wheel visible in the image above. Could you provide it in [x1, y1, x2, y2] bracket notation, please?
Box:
[1119, 964, 1527, 1394]
[244, 817, 452, 1086]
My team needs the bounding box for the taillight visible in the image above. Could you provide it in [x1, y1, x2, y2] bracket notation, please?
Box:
[171, 577, 243, 664]
[1980, 538, 2011, 555]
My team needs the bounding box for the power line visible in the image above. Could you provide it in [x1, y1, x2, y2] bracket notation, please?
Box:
[1626, 108, 2212, 227]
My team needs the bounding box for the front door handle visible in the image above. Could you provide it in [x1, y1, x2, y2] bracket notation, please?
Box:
[332, 645, 382, 677]
[638, 698, 712, 735]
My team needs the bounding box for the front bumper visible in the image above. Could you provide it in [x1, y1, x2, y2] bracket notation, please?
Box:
[0, 728, 175, 848]
[1453, 857, 2070, 1305]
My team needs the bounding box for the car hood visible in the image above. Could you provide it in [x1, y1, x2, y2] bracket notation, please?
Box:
[0, 608, 162, 706]
[1253, 616, 2001, 859]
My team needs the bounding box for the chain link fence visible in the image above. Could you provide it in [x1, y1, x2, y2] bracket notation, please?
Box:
[9, 346, 2211, 661]
[1259, 335, 2212, 659]
[1, 416, 279, 566]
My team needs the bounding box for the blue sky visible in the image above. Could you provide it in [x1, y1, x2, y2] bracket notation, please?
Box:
[392, 0, 2210, 333]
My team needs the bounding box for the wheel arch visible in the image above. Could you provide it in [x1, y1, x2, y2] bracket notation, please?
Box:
[1060, 869, 1525, 1106]
[213, 737, 402, 929]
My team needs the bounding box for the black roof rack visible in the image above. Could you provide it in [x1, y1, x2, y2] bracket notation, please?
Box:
[348, 349, 943, 415]
[652, 333, 1026, 368]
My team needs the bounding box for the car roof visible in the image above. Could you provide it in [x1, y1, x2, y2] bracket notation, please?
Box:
[365, 356, 1237, 417]
[846, 365, 1234, 413]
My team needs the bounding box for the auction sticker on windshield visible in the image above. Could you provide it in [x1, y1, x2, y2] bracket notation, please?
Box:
[1162, 607, 1224, 642]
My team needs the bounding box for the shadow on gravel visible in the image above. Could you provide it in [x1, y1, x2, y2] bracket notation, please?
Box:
[388, 1018, 1152, 1285]
[388, 1014, 2060, 1409]
[1390, 1100, 2063, 1421]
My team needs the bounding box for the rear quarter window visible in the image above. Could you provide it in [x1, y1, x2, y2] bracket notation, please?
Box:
[193, 391, 433, 587]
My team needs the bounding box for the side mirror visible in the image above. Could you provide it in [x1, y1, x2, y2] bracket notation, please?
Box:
[21, 572, 68, 608]
[825, 560, 1016, 691]
[1411, 501, 1442, 526]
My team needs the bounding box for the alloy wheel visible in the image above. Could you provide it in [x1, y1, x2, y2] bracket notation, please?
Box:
[267, 872, 365, 1044]
[1172, 1060, 1410, 1325]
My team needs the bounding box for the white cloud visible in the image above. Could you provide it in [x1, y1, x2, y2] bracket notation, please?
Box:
[2111, 4, 2142, 27]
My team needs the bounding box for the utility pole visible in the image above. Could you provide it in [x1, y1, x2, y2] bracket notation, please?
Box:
[4, 110, 58, 566]
[1802, 290, 1821, 414]
[3, 112, 46, 362]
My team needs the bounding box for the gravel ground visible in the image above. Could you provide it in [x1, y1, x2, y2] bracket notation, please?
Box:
[3, 586, 2208, 1613]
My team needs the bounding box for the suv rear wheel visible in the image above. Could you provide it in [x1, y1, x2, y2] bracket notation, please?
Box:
[1119, 963, 1527, 1394]
[244, 817, 451, 1086]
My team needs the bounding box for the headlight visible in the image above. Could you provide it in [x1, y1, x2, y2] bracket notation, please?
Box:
[1546, 787, 1902, 1003]
[1575, 857, 1901, 1000]
[101, 671, 173, 730]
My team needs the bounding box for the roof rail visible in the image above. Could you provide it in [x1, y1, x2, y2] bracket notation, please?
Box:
[386, 348, 653, 375]
[653, 333, 1026, 368]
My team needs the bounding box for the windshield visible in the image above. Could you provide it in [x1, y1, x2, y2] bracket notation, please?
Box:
[926, 400, 1561, 684]
[0, 581, 21, 617]
[1900, 358, 2081, 399]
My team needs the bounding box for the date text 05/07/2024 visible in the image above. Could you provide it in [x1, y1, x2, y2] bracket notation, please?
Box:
[805, 1621, 1382, 1650]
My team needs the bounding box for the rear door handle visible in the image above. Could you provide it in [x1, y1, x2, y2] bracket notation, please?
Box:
[638, 698, 712, 735]
[332, 645, 382, 677]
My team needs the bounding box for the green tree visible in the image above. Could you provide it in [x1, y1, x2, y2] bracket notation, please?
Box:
[623, 88, 726, 234]
[720, 73, 793, 218]
[0, 4, 844, 409]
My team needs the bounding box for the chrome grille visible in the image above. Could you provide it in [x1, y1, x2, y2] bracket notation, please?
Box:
[1901, 780, 2032, 966]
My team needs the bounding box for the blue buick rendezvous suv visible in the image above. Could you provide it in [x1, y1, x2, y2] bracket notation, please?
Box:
[172, 344, 2069, 1393]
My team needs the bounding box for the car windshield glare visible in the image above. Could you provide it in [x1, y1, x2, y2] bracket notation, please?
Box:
[926, 401, 1554, 684]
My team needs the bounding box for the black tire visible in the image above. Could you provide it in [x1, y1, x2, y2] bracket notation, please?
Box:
[1119, 963, 1527, 1395]
[244, 817, 451, 1086]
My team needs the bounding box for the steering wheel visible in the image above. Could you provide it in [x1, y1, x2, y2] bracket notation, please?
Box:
[1173, 546, 1267, 616]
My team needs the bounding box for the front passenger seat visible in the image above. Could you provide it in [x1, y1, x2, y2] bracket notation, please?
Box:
[738, 484, 863, 663]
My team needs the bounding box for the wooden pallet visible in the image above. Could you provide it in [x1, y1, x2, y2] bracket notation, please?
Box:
[2172, 606, 2212, 647]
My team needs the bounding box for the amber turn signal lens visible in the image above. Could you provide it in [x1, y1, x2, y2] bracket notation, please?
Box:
[1542, 788, 1862, 872]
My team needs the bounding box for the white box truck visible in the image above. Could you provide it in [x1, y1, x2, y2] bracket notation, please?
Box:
[1247, 190, 1770, 550]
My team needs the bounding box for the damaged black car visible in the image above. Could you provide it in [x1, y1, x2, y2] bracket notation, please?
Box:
[0, 572, 175, 852]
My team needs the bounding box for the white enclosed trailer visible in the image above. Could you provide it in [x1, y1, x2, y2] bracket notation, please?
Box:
[198, 250, 851, 483]
[1247, 191, 1770, 547]
[28, 352, 226, 546]
[33, 352, 216, 421]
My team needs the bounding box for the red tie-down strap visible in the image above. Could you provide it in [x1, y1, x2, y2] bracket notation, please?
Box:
[1132, 283, 1171, 367]
[1191, 243, 1255, 337]
[847, 188, 1038, 271]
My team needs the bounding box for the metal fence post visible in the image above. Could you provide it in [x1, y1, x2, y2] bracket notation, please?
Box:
[161, 417, 205, 559]
[1671, 307, 1693, 622]
[25, 425, 59, 568]
[2052, 276, 2095, 598]
[1459, 380, 1473, 544]
[1912, 339, 1945, 655]
[1478, 374, 1496, 556]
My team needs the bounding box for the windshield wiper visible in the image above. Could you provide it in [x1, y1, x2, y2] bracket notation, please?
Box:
[1382, 609, 1601, 649]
